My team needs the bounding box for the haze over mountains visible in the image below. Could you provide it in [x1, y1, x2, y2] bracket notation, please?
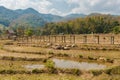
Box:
[0, 6, 117, 28]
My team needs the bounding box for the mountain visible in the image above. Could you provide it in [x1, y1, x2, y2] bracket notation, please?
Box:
[0, 6, 64, 27]
[40, 14, 63, 22]
[64, 13, 86, 20]
[0, 6, 19, 20]
[0, 6, 19, 26]
[10, 14, 46, 28]
[15, 8, 40, 15]
[0, 6, 92, 28]
[15, 8, 63, 22]
[10, 8, 46, 27]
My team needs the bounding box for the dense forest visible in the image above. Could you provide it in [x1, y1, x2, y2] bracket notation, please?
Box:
[42, 15, 120, 35]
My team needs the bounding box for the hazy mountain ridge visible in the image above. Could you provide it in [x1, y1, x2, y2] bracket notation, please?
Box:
[64, 14, 86, 20]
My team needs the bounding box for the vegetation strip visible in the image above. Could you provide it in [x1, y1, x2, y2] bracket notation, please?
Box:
[1, 46, 115, 64]
[0, 64, 119, 76]
[0, 56, 48, 61]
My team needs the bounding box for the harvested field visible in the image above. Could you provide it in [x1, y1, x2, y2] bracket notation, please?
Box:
[0, 34, 119, 80]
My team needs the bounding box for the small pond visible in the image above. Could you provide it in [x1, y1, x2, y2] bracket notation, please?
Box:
[24, 64, 44, 69]
[53, 59, 106, 71]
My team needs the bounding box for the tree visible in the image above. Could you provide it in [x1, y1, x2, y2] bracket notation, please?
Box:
[25, 29, 33, 36]
[112, 26, 120, 34]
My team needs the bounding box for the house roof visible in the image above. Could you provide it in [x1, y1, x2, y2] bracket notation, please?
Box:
[7, 29, 15, 34]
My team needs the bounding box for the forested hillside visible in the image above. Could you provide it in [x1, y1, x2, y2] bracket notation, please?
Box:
[0, 6, 63, 27]
[42, 15, 120, 35]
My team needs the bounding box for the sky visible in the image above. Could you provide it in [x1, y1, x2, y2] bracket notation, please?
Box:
[0, 0, 120, 16]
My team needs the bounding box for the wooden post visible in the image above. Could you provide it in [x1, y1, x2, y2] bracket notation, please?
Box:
[40, 36, 42, 42]
[37, 36, 39, 44]
[30, 36, 32, 43]
[63, 36, 66, 43]
[97, 36, 99, 44]
[95, 36, 99, 44]
[17, 37, 19, 42]
[59, 36, 60, 43]
[73, 35, 75, 44]
[70, 35, 72, 43]
[54, 36, 56, 43]
[43, 36, 45, 42]
[22, 36, 24, 42]
[83, 35, 87, 44]
[42, 36, 44, 42]
[61, 36, 63, 43]
[48, 35, 50, 42]
[27, 36, 29, 46]
[111, 36, 114, 44]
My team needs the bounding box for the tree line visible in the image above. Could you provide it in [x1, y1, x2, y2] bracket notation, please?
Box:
[42, 15, 120, 35]
[0, 14, 120, 37]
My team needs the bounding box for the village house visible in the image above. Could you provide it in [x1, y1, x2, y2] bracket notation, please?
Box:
[6, 29, 17, 40]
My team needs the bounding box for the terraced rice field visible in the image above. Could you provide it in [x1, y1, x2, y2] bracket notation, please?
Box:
[0, 39, 119, 80]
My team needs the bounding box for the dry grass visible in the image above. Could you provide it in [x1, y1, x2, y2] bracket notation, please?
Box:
[0, 60, 43, 71]
[3, 45, 120, 59]
[0, 49, 49, 59]
[0, 74, 83, 80]
[0, 70, 119, 80]
[0, 37, 119, 80]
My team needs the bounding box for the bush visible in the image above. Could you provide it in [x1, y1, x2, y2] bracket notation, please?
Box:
[102, 48, 107, 51]
[103, 66, 120, 75]
[106, 58, 114, 63]
[45, 60, 55, 69]
[48, 51, 54, 55]
[72, 69, 82, 75]
[79, 55, 83, 58]
[112, 26, 120, 34]
[63, 53, 69, 57]
[56, 53, 69, 57]
[88, 56, 94, 60]
[6, 69, 17, 74]
[0, 70, 6, 74]
[91, 70, 102, 76]
[32, 69, 44, 74]
[110, 66, 120, 75]
[45, 60, 57, 73]
[57, 53, 63, 57]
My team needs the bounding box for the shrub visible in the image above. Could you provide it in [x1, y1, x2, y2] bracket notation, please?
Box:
[10, 56, 15, 61]
[57, 53, 62, 57]
[63, 53, 69, 57]
[48, 51, 54, 55]
[110, 66, 120, 75]
[32, 69, 44, 74]
[72, 69, 82, 75]
[88, 56, 94, 60]
[45, 60, 57, 73]
[4, 42, 13, 45]
[102, 48, 107, 51]
[43, 59, 47, 63]
[106, 58, 114, 63]
[79, 55, 83, 58]
[112, 26, 120, 34]
[45, 60, 55, 69]
[6, 69, 17, 74]
[0, 70, 6, 74]
[48, 67, 57, 74]
[91, 70, 102, 76]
